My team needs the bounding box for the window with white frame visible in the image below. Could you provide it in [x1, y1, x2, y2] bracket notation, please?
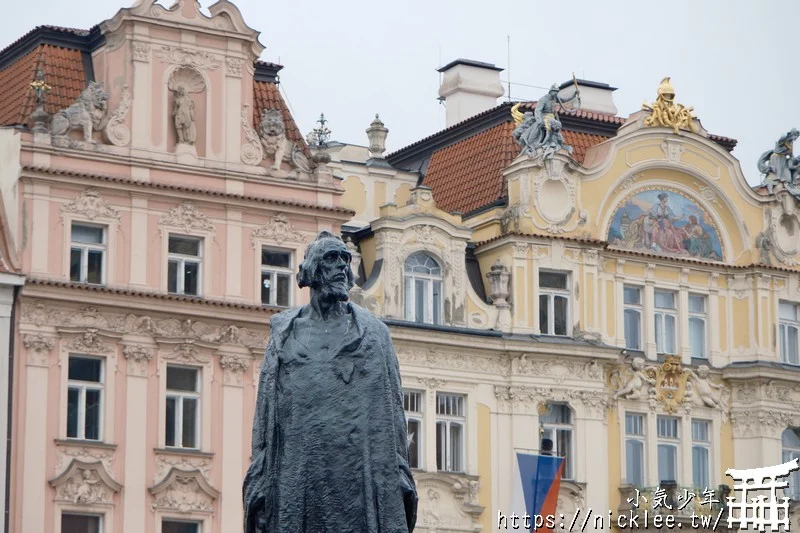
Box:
[70, 223, 105, 285]
[623, 286, 643, 350]
[261, 248, 293, 307]
[539, 271, 569, 336]
[168, 235, 202, 296]
[782, 428, 800, 499]
[654, 290, 677, 354]
[657, 416, 680, 483]
[541, 403, 574, 480]
[779, 302, 800, 365]
[165, 366, 200, 449]
[403, 390, 423, 469]
[62, 513, 102, 533]
[404, 252, 442, 325]
[67, 356, 103, 441]
[625, 413, 646, 487]
[688, 294, 708, 358]
[436, 393, 465, 473]
[692, 419, 711, 489]
[162, 519, 200, 533]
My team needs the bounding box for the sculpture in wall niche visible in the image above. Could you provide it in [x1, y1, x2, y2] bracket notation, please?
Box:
[608, 188, 723, 261]
[642, 77, 697, 134]
[259, 109, 289, 170]
[511, 81, 580, 160]
[50, 82, 109, 142]
[759, 128, 800, 198]
[168, 67, 205, 146]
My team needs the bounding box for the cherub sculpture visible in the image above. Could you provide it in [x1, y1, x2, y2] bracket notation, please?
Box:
[614, 357, 656, 400]
[685, 365, 724, 408]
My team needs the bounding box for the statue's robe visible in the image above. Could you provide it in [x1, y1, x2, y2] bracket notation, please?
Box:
[243, 303, 417, 532]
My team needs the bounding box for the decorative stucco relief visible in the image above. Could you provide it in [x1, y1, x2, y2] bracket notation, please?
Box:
[55, 442, 115, 474]
[50, 459, 122, 506]
[22, 333, 56, 367]
[61, 188, 121, 223]
[250, 214, 308, 247]
[730, 409, 798, 438]
[556, 481, 586, 523]
[163, 341, 211, 365]
[132, 41, 150, 62]
[513, 356, 603, 384]
[726, 274, 753, 299]
[150, 468, 219, 514]
[530, 159, 587, 234]
[68, 328, 113, 354]
[494, 385, 609, 419]
[157, 45, 221, 71]
[218, 354, 250, 386]
[159, 202, 214, 233]
[240, 104, 263, 166]
[155, 452, 213, 484]
[414, 472, 483, 533]
[122, 343, 153, 377]
[103, 85, 132, 147]
[226, 57, 243, 78]
[397, 348, 511, 377]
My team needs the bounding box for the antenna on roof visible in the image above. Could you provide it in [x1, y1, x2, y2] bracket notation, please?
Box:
[507, 35, 511, 102]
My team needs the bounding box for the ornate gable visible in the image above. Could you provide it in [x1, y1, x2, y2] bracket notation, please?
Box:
[49, 459, 122, 506]
[149, 467, 220, 514]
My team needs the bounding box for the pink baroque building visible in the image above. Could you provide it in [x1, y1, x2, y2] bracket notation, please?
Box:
[0, 2, 350, 532]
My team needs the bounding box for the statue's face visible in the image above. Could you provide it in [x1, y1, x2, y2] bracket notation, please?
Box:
[313, 239, 352, 301]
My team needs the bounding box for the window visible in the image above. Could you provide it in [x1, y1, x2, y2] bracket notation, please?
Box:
[688, 294, 707, 358]
[779, 302, 799, 365]
[404, 390, 423, 469]
[541, 403, 574, 480]
[692, 419, 711, 489]
[70, 224, 105, 285]
[539, 271, 569, 336]
[166, 366, 200, 449]
[168, 235, 202, 296]
[625, 413, 646, 487]
[62, 513, 102, 533]
[261, 248, 293, 307]
[782, 428, 800, 499]
[436, 393, 465, 473]
[404, 252, 442, 325]
[162, 520, 200, 533]
[67, 356, 103, 441]
[654, 290, 677, 354]
[657, 416, 680, 483]
[623, 286, 643, 350]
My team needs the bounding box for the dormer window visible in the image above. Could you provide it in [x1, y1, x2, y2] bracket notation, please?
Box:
[404, 252, 442, 325]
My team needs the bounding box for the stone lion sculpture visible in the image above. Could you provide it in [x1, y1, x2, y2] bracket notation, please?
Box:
[258, 109, 289, 170]
[50, 82, 109, 142]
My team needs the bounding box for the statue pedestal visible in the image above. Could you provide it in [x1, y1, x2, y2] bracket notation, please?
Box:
[176, 143, 198, 165]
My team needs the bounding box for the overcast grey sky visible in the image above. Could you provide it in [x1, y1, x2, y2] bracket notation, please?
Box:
[2, 0, 797, 185]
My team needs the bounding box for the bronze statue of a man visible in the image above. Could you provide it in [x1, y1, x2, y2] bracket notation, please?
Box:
[243, 231, 417, 532]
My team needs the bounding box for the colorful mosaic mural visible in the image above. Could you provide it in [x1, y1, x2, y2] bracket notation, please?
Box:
[608, 188, 724, 261]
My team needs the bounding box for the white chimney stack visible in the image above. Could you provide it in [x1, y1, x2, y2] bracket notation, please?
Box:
[557, 79, 618, 116]
[438, 59, 504, 127]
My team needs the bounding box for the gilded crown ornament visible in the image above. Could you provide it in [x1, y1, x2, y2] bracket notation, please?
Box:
[642, 77, 697, 134]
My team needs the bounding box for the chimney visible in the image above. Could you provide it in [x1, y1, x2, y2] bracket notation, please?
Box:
[438, 59, 504, 127]
[558, 79, 618, 115]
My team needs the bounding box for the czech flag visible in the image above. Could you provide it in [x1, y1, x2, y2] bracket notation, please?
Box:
[511, 452, 564, 532]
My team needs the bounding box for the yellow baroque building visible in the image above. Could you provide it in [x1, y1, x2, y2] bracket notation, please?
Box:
[330, 63, 800, 531]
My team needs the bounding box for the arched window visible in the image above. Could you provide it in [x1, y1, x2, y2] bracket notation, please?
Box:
[540, 402, 574, 480]
[782, 428, 800, 498]
[404, 252, 442, 325]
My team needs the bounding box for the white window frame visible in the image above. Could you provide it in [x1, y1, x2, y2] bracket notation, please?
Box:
[167, 234, 203, 296]
[654, 290, 678, 355]
[60, 511, 104, 533]
[161, 518, 202, 533]
[165, 365, 201, 450]
[260, 246, 294, 307]
[623, 285, 643, 350]
[70, 223, 107, 285]
[403, 390, 424, 470]
[779, 301, 800, 365]
[691, 419, 711, 489]
[539, 270, 570, 336]
[435, 392, 465, 473]
[688, 293, 708, 359]
[404, 252, 443, 325]
[624, 412, 646, 487]
[657, 415, 680, 484]
[541, 403, 574, 481]
[782, 428, 800, 499]
[66, 355, 104, 441]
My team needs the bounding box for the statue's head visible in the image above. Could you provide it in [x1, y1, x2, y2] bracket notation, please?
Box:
[297, 231, 355, 301]
[697, 365, 709, 378]
[549, 83, 559, 95]
[632, 357, 645, 370]
[657, 192, 668, 204]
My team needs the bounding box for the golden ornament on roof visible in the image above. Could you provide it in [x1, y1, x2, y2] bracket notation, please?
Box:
[642, 77, 697, 134]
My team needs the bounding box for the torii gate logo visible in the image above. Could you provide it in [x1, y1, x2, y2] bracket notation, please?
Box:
[725, 458, 799, 532]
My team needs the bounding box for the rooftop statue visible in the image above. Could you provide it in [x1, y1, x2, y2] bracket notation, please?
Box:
[758, 128, 800, 198]
[511, 79, 580, 159]
[243, 232, 417, 532]
[642, 77, 697, 134]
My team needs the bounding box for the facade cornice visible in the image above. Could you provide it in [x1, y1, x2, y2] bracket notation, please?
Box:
[722, 362, 800, 383]
[20, 165, 354, 219]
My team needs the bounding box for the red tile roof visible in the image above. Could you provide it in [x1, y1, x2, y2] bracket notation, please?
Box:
[0, 44, 86, 127]
[423, 120, 611, 214]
